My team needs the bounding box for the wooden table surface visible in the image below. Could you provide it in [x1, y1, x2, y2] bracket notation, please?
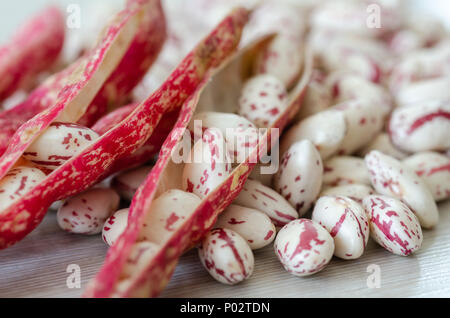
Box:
[1, 200, 449, 298]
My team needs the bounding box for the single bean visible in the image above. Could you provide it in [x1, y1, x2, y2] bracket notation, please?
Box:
[274, 140, 323, 216]
[57, 188, 120, 235]
[389, 100, 450, 153]
[358, 133, 409, 160]
[403, 152, 450, 201]
[312, 196, 369, 259]
[320, 184, 374, 204]
[24, 122, 99, 170]
[238, 74, 288, 128]
[0, 166, 46, 212]
[362, 195, 423, 256]
[182, 128, 231, 198]
[274, 219, 334, 277]
[198, 228, 254, 285]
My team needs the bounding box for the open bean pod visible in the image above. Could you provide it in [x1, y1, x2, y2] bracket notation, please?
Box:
[0, 0, 167, 156]
[0, 5, 248, 249]
[84, 32, 312, 297]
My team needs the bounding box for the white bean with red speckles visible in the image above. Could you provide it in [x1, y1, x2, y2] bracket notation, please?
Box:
[182, 128, 231, 199]
[280, 109, 347, 160]
[312, 196, 369, 260]
[138, 189, 201, 245]
[112, 166, 152, 201]
[102, 208, 129, 246]
[362, 195, 423, 256]
[215, 204, 276, 250]
[320, 184, 374, 204]
[0, 166, 46, 212]
[358, 133, 409, 160]
[323, 156, 371, 187]
[333, 99, 384, 155]
[198, 228, 254, 285]
[189, 112, 258, 164]
[365, 151, 439, 229]
[254, 35, 303, 89]
[23, 122, 99, 170]
[389, 100, 450, 153]
[403, 152, 450, 202]
[274, 219, 334, 277]
[275, 140, 323, 216]
[234, 179, 298, 227]
[238, 74, 288, 128]
[57, 188, 120, 235]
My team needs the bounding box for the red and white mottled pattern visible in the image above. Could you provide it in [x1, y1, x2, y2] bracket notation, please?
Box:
[112, 166, 153, 201]
[365, 151, 439, 229]
[254, 35, 303, 89]
[234, 179, 298, 228]
[312, 196, 369, 260]
[274, 140, 323, 216]
[182, 128, 232, 198]
[198, 228, 254, 285]
[138, 190, 201, 245]
[358, 133, 408, 160]
[320, 184, 374, 204]
[189, 112, 258, 164]
[275, 219, 334, 277]
[215, 204, 276, 250]
[387, 29, 425, 57]
[103, 209, 129, 247]
[389, 42, 450, 92]
[23, 122, 99, 170]
[323, 156, 371, 187]
[0, 6, 64, 102]
[403, 152, 450, 202]
[389, 101, 450, 153]
[294, 69, 332, 121]
[238, 74, 288, 128]
[333, 99, 384, 155]
[57, 188, 120, 235]
[0, 166, 46, 212]
[395, 77, 450, 107]
[362, 195, 423, 256]
[329, 73, 392, 117]
[280, 109, 347, 160]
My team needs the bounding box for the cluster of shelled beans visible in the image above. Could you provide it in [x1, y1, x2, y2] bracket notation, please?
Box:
[14, 0, 447, 286]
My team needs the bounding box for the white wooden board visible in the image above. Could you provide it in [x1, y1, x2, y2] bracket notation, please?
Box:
[1, 201, 449, 298]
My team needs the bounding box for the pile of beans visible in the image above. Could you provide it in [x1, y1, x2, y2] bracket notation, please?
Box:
[20, 0, 448, 288]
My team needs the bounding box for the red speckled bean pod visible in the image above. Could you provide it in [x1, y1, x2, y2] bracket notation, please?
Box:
[0, 6, 65, 102]
[0, 0, 166, 156]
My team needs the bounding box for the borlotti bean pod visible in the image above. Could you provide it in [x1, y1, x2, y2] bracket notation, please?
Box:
[0, 0, 166, 156]
[0, 6, 65, 103]
[84, 31, 313, 297]
[0, 6, 249, 249]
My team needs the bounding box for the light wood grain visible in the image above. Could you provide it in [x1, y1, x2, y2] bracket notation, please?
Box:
[1, 201, 449, 298]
